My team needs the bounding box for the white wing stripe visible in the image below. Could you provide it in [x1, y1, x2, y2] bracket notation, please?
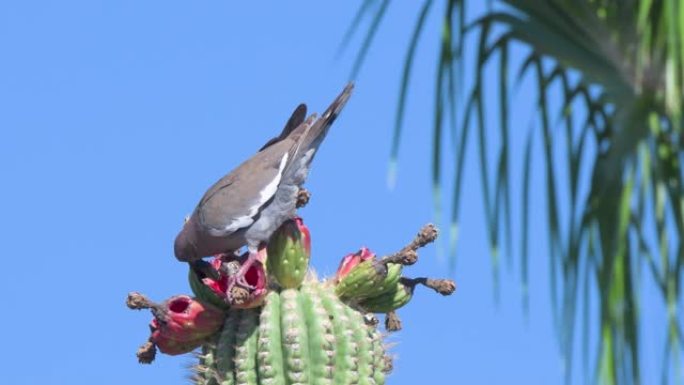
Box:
[217, 152, 289, 234]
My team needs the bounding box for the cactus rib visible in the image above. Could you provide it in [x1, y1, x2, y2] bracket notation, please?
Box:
[280, 289, 311, 384]
[256, 292, 287, 385]
[216, 310, 241, 385]
[235, 308, 259, 385]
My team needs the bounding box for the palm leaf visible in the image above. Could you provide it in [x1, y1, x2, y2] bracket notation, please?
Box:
[346, 0, 684, 383]
[348, 0, 391, 80]
[388, 0, 435, 188]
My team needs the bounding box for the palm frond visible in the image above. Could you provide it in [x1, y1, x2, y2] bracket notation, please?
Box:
[346, 0, 392, 80]
[388, 0, 435, 188]
[346, 0, 684, 384]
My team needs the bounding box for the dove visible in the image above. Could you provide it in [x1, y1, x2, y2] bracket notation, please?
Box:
[175, 83, 353, 299]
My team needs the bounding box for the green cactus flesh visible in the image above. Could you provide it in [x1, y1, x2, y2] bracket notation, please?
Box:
[192, 280, 389, 385]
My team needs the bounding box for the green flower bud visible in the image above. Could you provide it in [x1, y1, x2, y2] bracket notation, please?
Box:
[358, 280, 413, 313]
[267, 217, 311, 289]
[334, 248, 403, 300]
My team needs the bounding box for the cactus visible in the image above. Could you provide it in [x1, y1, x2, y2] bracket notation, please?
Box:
[127, 221, 455, 384]
[190, 282, 387, 385]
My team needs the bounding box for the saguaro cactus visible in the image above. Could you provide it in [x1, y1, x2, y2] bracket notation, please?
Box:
[127, 219, 455, 384]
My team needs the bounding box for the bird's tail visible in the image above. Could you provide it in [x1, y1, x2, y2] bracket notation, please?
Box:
[295, 83, 354, 159]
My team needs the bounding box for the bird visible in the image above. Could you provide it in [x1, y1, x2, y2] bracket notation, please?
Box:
[174, 83, 354, 298]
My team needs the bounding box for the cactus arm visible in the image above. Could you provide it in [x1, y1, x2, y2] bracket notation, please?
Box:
[216, 310, 241, 385]
[280, 289, 311, 384]
[257, 292, 287, 385]
[234, 308, 260, 385]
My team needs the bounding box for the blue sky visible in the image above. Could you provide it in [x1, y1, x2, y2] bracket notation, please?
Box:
[0, 1, 665, 384]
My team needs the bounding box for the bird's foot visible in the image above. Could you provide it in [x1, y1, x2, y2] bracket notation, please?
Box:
[296, 187, 311, 208]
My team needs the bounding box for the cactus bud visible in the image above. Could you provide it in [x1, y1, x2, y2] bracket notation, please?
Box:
[357, 280, 413, 313]
[334, 248, 403, 300]
[359, 276, 457, 314]
[335, 247, 375, 282]
[267, 217, 311, 289]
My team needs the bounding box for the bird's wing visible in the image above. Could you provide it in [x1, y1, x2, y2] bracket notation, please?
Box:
[258, 104, 307, 151]
[196, 117, 315, 236]
[193, 83, 353, 237]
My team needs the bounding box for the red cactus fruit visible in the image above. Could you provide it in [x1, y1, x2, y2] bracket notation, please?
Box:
[150, 319, 205, 356]
[152, 295, 224, 342]
[228, 249, 269, 309]
[192, 249, 269, 309]
[201, 257, 229, 298]
[127, 292, 226, 361]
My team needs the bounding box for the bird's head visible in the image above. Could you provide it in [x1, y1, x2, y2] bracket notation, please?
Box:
[174, 219, 199, 262]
